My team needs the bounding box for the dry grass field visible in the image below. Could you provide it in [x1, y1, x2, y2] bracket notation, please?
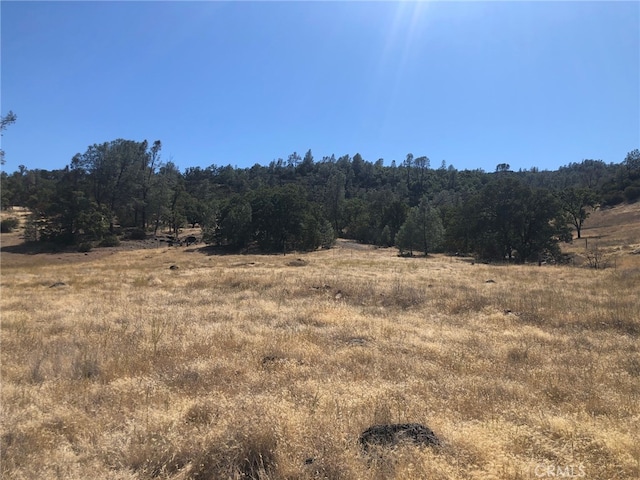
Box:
[1, 204, 639, 479]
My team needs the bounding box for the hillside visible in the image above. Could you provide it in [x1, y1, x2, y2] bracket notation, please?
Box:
[562, 202, 640, 269]
[1, 203, 638, 479]
[576, 202, 640, 250]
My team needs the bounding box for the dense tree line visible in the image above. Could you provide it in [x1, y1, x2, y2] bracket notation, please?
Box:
[1, 137, 639, 261]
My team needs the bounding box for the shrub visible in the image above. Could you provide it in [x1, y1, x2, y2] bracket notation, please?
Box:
[126, 228, 147, 240]
[584, 244, 610, 269]
[98, 235, 120, 247]
[23, 215, 39, 242]
[0, 217, 19, 233]
[77, 242, 93, 253]
[602, 192, 625, 207]
[623, 185, 640, 203]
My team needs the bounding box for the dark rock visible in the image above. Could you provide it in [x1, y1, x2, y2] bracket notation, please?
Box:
[169, 265, 179, 270]
[485, 279, 496, 283]
[261, 355, 292, 369]
[49, 282, 67, 288]
[261, 355, 284, 365]
[261, 355, 303, 369]
[359, 423, 441, 450]
[184, 235, 198, 246]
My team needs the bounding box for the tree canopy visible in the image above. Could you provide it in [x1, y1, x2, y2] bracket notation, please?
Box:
[0, 111, 17, 166]
[2, 139, 638, 259]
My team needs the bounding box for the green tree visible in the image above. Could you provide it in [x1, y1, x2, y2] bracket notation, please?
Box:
[287, 152, 302, 171]
[395, 213, 420, 256]
[318, 218, 336, 248]
[298, 149, 315, 176]
[403, 153, 414, 193]
[20, 169, 62, 221]
[0, 111, 17, 166]
[140, 140, 162, 229]
[381, 199, 408, 245]
[0, 167, 29, 209]
[556, 187, 598, 239]
[158, 162, 187, 236]
[478, 177, 528, 260]
[251, 184, 325, 253]
[624, 149, 640, 172]
[72, 139, 151, 231]
[342, 197, 371, 243]
[396, 197, 444, 256]
[324, 171, 346, 234]
[38, 169, 109, 244]
[449, 178, 570, 262]
[414, 197, 445, 255]
[623, 185, 640, 203]
[414, 156, 430, 193]
[216, 196, 253, 248]
[23, 214, 40, 242]
[513, 188, 571, 262]
[297, 208, 325, 251]
[380, 225, 393, 247]
[183, 194, 210, 229]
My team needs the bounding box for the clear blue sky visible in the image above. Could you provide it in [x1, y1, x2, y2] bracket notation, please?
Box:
[2, 1, 639, 174]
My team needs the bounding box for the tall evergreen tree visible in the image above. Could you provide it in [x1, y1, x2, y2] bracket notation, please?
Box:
[396, 196, 444, 256]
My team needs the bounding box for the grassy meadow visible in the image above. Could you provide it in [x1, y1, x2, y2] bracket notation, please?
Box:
[1, 206, 639, 479]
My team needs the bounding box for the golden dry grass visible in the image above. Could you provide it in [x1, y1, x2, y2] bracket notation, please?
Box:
[563, 203, 640, 270]
[1, 206, 639, 479]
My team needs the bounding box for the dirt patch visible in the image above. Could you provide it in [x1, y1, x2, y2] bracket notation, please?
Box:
[0, 239, 115, 269]
[0, 233, 191, 268]
[335, 239, 376, 251]
[286, 258, 309, 267]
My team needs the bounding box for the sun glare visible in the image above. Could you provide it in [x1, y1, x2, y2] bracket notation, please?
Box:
[369, 1, 432, 139]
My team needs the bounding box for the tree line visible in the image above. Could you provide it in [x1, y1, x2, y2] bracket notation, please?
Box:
[1, 135, 639, 262]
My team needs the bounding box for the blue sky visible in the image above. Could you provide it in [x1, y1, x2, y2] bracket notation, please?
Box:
[2, 1, 638, 174]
